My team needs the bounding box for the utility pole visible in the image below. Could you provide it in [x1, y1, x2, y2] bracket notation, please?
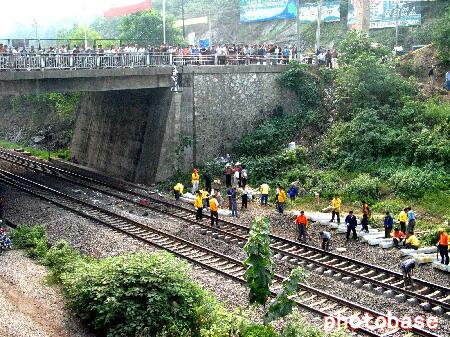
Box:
[181, 0, 186, 39]
[356, 0, 370, 34]
[395, 2, 400, 46]
[208, 10, 212, 47]
[163, 0, 166, 44]
[296, 0, 301, 60]
[315, 0, 323, 52]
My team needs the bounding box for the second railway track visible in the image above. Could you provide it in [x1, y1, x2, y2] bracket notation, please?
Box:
[0, 167, 442, 337]
[1, 149, 449, 319]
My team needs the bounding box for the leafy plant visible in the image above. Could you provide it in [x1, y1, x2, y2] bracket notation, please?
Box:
[12, 225, 48, 259]
[61, 252, 231, 337]
[432, 7, 450, 65]
[241, 324, 278, 337]
[344, 173, 380, 203]
[244, 217, 273, 307]
[264, 268, 306, 324]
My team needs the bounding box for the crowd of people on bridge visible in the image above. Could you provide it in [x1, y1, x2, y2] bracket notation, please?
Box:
[172, 165, 448, 266]
[0, 41, 339, 69]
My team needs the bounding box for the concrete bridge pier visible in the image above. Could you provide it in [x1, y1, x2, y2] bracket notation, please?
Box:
[70, 88, 193, 185]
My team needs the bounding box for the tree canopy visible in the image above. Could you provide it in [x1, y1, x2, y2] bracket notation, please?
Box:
[119, 10, 182, 45]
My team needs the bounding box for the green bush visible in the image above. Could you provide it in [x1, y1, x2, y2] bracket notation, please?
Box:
[280, 312, 349, 337]
[242, 324, 278, 337]
[344, 173, 380, 203]
[61, 252, 225, 337]
[244, 217, 273, 306]
[43, 240, 83, 281]
[432, 7, 450, 65]
[12, 225, 48, 259]
[304, 170, 344, 199]
[388, 167, 435, 199]
[420, 228, 448, 247]
[372, 199, 405, 215]
[232, 109, 300, 158]
[277, 62, 323, 110]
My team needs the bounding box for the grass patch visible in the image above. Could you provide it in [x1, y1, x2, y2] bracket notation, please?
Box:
[0, 139, 70, 160]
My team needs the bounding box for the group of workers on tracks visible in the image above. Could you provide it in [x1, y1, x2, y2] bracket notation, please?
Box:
[173, 166, 449, 269]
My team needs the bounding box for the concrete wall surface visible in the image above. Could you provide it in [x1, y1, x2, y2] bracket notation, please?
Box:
[70, 65, 298, 184]
[0, 67, 173, 95]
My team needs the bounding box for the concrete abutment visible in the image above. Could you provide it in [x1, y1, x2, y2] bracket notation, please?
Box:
[68, 65, 298, 184]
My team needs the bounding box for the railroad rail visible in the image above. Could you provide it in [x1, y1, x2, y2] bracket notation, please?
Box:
[1, 149, 449, 318]
[0, 167, 440, 337]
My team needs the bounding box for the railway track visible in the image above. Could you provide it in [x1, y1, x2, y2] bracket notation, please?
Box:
[1, 149, 450, 319]
[0, 167, 441, 337]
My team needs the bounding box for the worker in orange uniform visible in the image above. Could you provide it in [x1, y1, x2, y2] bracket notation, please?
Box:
[277, 185, 287, 214]
[437, 228, 449, 265]
[191, 168, 200, 193]
[209, 195, 219, 227]
[294, 211, 309, 242]
[194, 191, 203, 220]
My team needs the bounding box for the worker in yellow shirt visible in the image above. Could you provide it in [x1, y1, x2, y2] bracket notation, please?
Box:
[191, 168, 200, 193]
[277, 185, 287, 214]
[398, 208, 408, 233]
[194, 191, 203, 220]
[173, 183, 184, 200]
[260, 183, 269, 206]
[330, 194, 341, 224]
[404, 232, 420, 250]
[201, 188, 209, 209]
[209, 195, 219, 227]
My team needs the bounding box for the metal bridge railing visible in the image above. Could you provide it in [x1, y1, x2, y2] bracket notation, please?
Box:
[0, 52, 291, 71]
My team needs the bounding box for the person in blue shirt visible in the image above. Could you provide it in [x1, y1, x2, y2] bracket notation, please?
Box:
[384, 211, 394, 238]
[407, 207, 416, 233]
[287, 185, 298, 201]
[345, 211, 358, 240]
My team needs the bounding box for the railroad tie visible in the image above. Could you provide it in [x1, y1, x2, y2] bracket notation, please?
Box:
[311, 298, 328, 307]
[427, 290, 442, 299]
[352, 267, 366, 273]
[359, 270, 376, 277]
[416, 287, 431, 295]
[301, 294, 318, 303]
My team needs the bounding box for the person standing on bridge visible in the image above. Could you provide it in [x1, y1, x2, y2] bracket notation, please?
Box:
[194, 191, 203, 220]
[191, 168, 200, 194]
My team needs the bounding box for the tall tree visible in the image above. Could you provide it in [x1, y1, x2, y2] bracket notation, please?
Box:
[119, 10, 182, 45]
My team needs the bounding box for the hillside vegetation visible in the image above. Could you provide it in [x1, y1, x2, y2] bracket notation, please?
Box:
[197, 29, 449, 227]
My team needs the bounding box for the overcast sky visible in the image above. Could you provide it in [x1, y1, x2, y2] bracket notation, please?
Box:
[0, 0, 137, 36]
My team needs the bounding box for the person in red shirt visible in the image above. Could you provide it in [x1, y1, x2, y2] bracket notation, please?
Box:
[295, 211, 308, 242]
[437, 228, 449, 265]
[392, 228, 405, 247]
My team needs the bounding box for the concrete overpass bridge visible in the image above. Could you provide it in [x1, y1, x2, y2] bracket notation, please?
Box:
[0, 62, 298, 185]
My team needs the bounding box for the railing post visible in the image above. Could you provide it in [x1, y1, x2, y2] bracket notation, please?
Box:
[169, 53, 173, 66]
[214, 54, 218, 65]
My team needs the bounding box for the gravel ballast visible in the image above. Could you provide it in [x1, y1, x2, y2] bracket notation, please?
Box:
[1, 161, 449, 336]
